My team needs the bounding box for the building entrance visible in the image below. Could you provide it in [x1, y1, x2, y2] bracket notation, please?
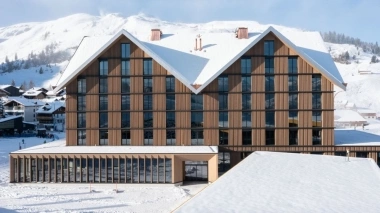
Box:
[184, 161, 208, 181]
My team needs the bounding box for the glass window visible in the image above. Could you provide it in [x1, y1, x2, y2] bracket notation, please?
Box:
[132, 158, 138, 183]
[191, 94, 203, 110]
[191, 130, 204, 145]
[38, 158, 43, 182]
[77, 113, 86, 128]
[265, 94, 275, 109]
[289, 129, 298, 145]
[99, 112, 108, 128]
[266, 112, 275, 127]
[158, 159, 164, 183]
[99, 95, 108, 111]
[219, 94, 228, 110]
[121, 78, 130, 93]
[219, 112, 228, 128]
[56, 159, 61, 182]
[120, 158, 125, 183]
[218, 76, 229, 92]
[68, 158, 74, 182]
[113, 159, 119, 183]
[242, 130, 252, 145]
[312, 93, 321, 109]
[126, 158, 132, 183]
[312, 111, 321, 127]
[99, 130, 108, 145]
[121, 95, 130, 110]
[377, 152, 380, 167]
[44, 159, 49, 182]
[62, 158, 67, 182]
[166, 94, 175, 110]
[121, 60, 130, 75]
[78, 95, 86, 111]
[218, 152, 231, 175]
[77, 130, 86, 145]
[166, 76, 175, 92]
[121, 130, 131, 145]
[152, 158, 158, 183]
[165, 159, 172, 183]
[143, 95, 153, 110]
[265, 58, 274, 74]
[166, 130, 176, 145]
[107, 158, 112, 183]
[191, 112, 203, 127]
[100, 158, 106, 182]
[144, 130, 153, 145]
[143, 59, 153, 75]
[94, 158, 99, 182]
[312, 74, 321, 91]
[312, 129, 322, 145]
[77, 78, 86, 94]
[264, 40, 274, 56]
[335, 152, 346, 156]
[99, 78, 108, 93]
[242, 76, 251, 92]
[241, 58, 251, 74]
[166, 112, 175, 128]
[265, 76, 274, 91]
[289, 111, 298, 127]
[143, 78, 152, 93]
[242, 93, 251, 110]
[75, 159, 81, 182]
[88, 159, 93, 182]
[121, 43, 130, 58]
[288, 75, 298, 91]
[356, 152, 368, 158]
[48, 158, 53, 183]
[99, 60, 108, 76]
[289, 93, 298, 110]
[266, 130, 275, 145]
[139, 159, 145, 183]
[121, 112, 130, 128]
[242, 112, 251, 127]
[219, 130, 228, 145]
[144, 112, 153, 128]
[145, 159, 151, 183]
[288, 57, 298, 74]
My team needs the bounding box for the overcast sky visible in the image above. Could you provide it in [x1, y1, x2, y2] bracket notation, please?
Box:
[0, 0, 379, 43]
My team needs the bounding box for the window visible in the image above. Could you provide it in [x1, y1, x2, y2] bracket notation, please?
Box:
[312, 129, 321, 145]
[288, 75, 298, 91]
[121, 43, 130, 58]
[78, 95, 86, 111]
[266, 130, 275, 145]
[335, 152, 346, 156]
[218, 152, 231, 175]
[288, 57, 298, 74]
[265, 76, 274, 91]
[242, 76, 251, 92]
[191, 130, 204, 145]
[166, 112, 175, 128]
[241, 58, 251, 74]
[144, 130, 153, 145]
[77, 130, 86, 145]
[312, 74, 321, 91]
[99, 60, 108, 76]
[99, 112, 108, 128]
[143, 78, 152, 93]
[219, 94, 228, 110]
[121, 60, 130, 75]
[218, 76, 228, 92]
[121, 112, 130, 128]
[143, 59, 153, 75]
[144, 112, 153, 128]
[289, 111, 298, 127]
[264, 40, 274, 56]
[99, 78, 108, 93]
[312, 93, 321, 109]
[191, 94, 203, 110]
[121, 130, 131, 145]
[166, 76, 175, 92]
[99, 131, 108, 145]
[265, 94, 274, 109]
[99, 95, 108, 111]
[289, 129, 297, 145]
[121, 78, 130, 93]
[191, 112, 203, 127]
[242, 112, 251, 127]
[242, 94, 251, 110]
[77, 78, 86, 94]
[312, 111, 321, 127]
[242, 130, 252, 145]
[219, 130, 228, 145]
[77, 113, 86, 128]
[289, 93, 298, 110]
[166, 130, 176, 145]
[166, 94, 175, 110]
[377, 152, 380, 167]
[121, 95, 130, 110]
[143, 95, 152, 110]
[266, 112, 275, 127]
[356, 152, 368, 158]
[219, 112, 228, 127]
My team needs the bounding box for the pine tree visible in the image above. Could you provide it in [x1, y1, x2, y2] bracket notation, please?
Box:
[345, 51, 350, 60]
[39, 67, 44, 74]
[11, 79, 16, 86]
[29, 80, 35, 89]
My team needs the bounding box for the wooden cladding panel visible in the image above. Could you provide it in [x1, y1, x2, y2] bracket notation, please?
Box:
[322, 76, 334, 146]
[66, 81, 77, 94]
[86, 130, 99, 146]
[66, 94, 77, 112]
[153, 60, 168, 76]
[66, 130, 77, 146]
[298, 58, 313, 146]
[82, 62, 98, 76]
[131, 43, 144, 58]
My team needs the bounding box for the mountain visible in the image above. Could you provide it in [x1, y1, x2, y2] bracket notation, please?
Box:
[0, 13, 379, 113]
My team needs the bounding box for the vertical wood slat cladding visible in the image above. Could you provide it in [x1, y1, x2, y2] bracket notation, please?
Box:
[108, 59, 121, 146]
[153, 61, 167, 145]
[176, 79, 190, 146]
[322, 76, 334, 146]
[131, 59, 143, 145]
[251, 57, 265, 145]
[203, 80, 219, 146]
[298, 58, 312, 146]
[275, 57, 289, 145]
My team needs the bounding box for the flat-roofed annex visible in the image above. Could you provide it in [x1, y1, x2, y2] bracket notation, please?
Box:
[55, 26, 346, 94]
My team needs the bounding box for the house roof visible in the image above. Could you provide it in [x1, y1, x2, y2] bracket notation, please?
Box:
[11, 140, 218, 154]
[334, 109, 366, 122]
[0, 115, 22, 123]
[4, 97, 45, 107]
[176, 151, 380, 212]
[0, 88, 10, 94]
[36, 102, 65, 114]
[55, 26, 346, 94]
[23, 89, 45, 97]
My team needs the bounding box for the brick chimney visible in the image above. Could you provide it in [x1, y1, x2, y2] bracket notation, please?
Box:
[194, 34, 202, 51]
[236, 27, 248, 39]
[150, 29, 162, 41]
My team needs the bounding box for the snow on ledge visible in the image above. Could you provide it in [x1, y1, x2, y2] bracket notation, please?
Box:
[11, 140, 218, 154]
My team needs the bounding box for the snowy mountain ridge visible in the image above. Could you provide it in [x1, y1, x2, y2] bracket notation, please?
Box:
[0, 13, 378, 113]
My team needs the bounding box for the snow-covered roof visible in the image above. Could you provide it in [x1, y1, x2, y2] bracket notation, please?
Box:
[36, 102, 65, 114]
[0, 115, 22, 123]
[357, 109, 377, 114]
[0, 88, 10, 94]
[55, 27, 345, 94]
[0, 85, 12, 89]
[176, 151, 380, 212]
[335, 129, 380, 146]
[23, 89, 45, 97]
[5, 97, 45, 107]
[334, 109, 366, 122]
[11, 140, 218, 154]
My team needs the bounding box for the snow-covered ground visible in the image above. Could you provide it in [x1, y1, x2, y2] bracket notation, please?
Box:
[0, 133, 207, 212]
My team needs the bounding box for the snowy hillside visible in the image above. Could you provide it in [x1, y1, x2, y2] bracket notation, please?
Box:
[0, 13, 379, 113]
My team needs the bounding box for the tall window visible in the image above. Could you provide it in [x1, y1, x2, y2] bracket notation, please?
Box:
[77, 130, 86, 146]
[242, 58, 251, 130]
[121, 59, 130, 145]
[218, 76, 228, 145]
[264, 40, 274, 56]
[288, 57, 298, 144]
[77, 78, 86, 145]
[99, 130, 108, 145]
[242, 130, 252, 145]
[166, 76, 176, 145]
[166, 112, 176, 145]
[191, 94, 203, 145]
[99, 60, 108, 93]
[121, 43, 130, 58]
[264, 46, 275, 145]
[312, 74, 322, 145]
[266, 130, 275, 145]
[289, 129, 298, 145]
[144, 59, 153, 145]
[77, 78, 86, 94]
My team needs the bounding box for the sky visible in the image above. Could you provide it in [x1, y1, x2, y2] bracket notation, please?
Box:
[0, 0, 379, 43]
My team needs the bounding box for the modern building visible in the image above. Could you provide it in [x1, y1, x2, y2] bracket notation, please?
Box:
[9, 26, 380, 184]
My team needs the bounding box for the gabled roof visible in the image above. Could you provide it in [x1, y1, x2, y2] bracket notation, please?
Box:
[0, 88, 10, 95]
[4, 97, 45, 107]
[55, 27, 346, 93]
[36, 102, 65, 114]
